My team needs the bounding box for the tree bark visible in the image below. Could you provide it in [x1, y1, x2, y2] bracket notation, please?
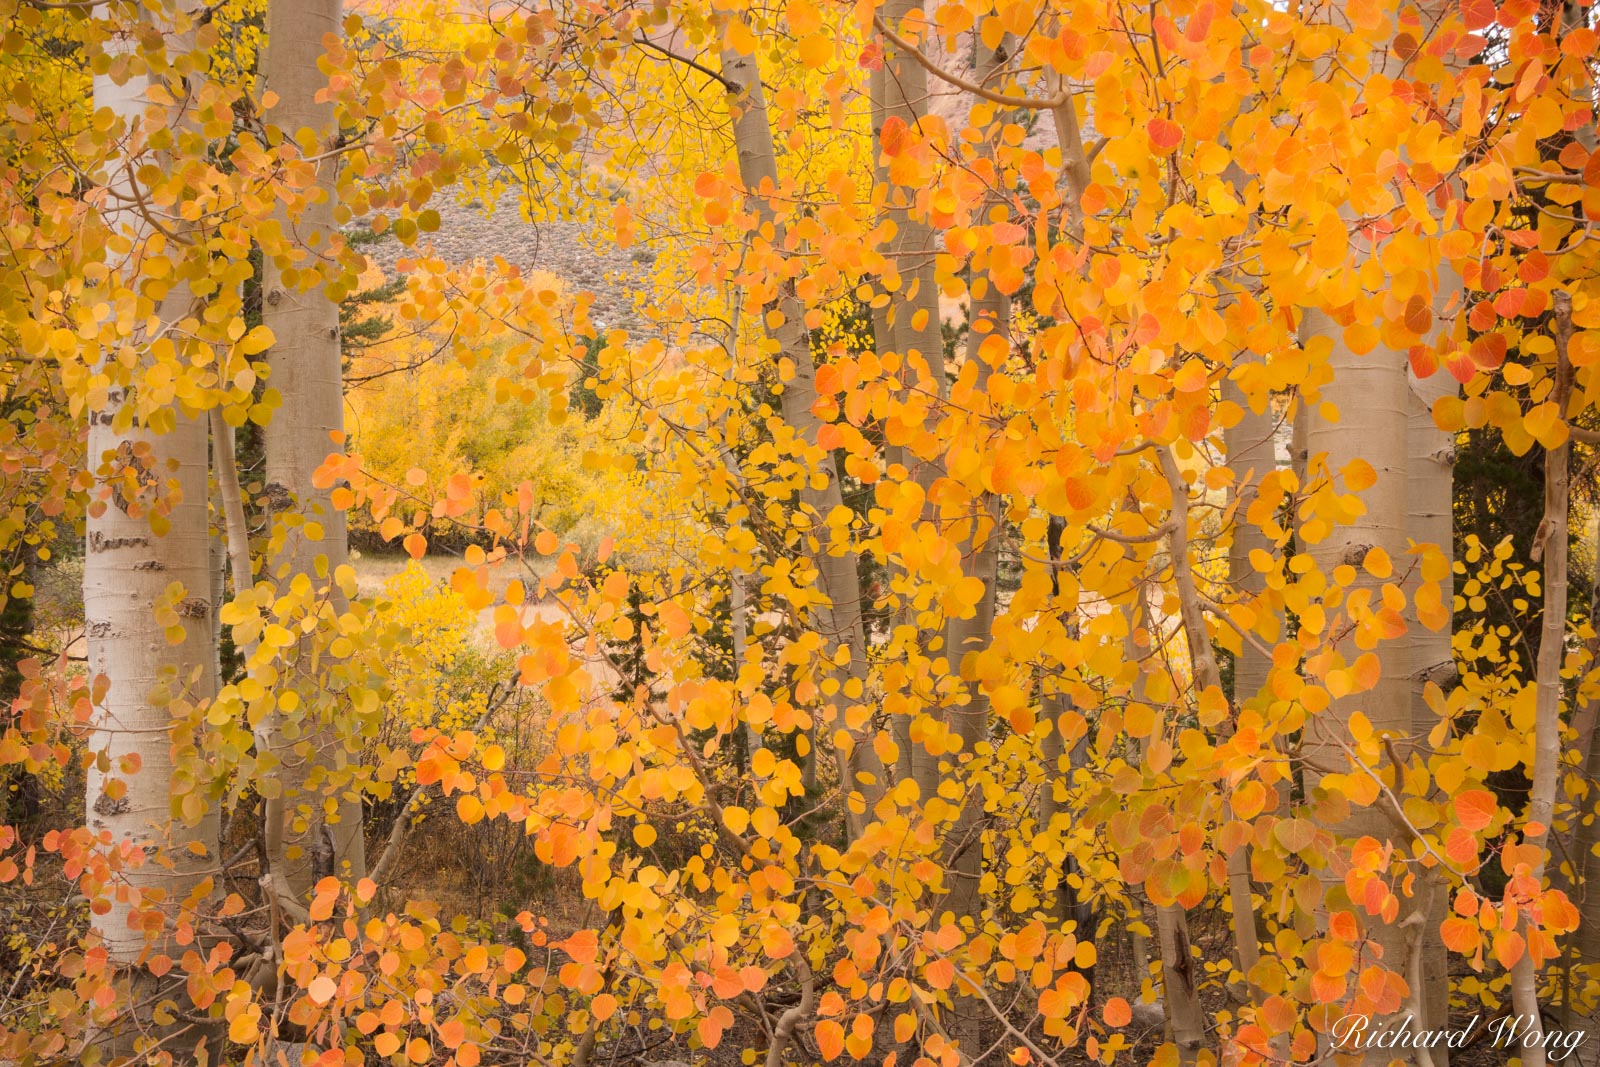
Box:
[258, 0, 365, 897]
[86, 367, 219, 1063]
[942, 50, 1012, 1045]
[720, 38, 885, 840]
[1223, 382, 1276, 718]
[943, 25, 1010, 925]
[1161, 445, 1265, 1019]
[1125, 594, 1207, 1063]
[1508, 291, 1575, 1067]
[1563, 512, 1600, 1005]
[1404, 263, 1463, 1062]
[872, 5, 949, 806]
[1301, 305, 1414, 1057]
[1038, 521, 1095, 953]
[85, 11, 218, 1055]
[875, 1, 946, 400]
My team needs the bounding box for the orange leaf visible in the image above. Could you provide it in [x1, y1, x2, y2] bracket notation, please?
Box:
[1454, 789, 1498, 832]
[816, 1020, 845, 1061]
[1147, 117, 1183, 152]
[658, 601, 692, 639]
[761, 925, 795, 959]
[1441, 917, 1479, 953]
[1231, 780, 1267, 821]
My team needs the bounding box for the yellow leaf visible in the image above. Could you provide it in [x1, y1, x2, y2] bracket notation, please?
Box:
[228, 1010, 259, 1044]
[1343, 458, 1377, 491]
[1310, 210, 1347, 269]
[725, 17, 756, 55]
[1232, 780, 1267, 820]
[797, 33, 832, 68]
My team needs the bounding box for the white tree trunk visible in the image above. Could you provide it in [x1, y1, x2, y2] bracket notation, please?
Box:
[85, 12, 218, 1052]
[1404, 264, 1463, 1062]
[1508, 293, 1575, 1067]
[721, 39, 885, 840]
[258, 0, 365, 896]
[1125, 595, 1207, 1063]
[1302, 306, 1414, 1059]
[872, 5, 949, 805]
[85, 370, 218, 958]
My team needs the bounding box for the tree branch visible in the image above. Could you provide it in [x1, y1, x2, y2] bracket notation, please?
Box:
[871, 14, 1067, 109]
[764, 950, 816, 1067]
[210, 409, 253, 602]
[635, 36, 738, 92]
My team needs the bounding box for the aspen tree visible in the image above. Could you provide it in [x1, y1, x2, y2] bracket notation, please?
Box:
[257, 0, 365, 897]
[871, 4, 950, 805]
[1300, 299, 1415, 1052]
[83, 5, 219, 1057]
[720, 35, 885, 840]
[1125, 590, 1206, 1064]
[1507, 293, 1575, 1067]
[1404, 265, 1463, 1060]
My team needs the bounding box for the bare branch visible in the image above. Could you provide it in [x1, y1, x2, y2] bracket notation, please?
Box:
[871, 14, 1067, 110]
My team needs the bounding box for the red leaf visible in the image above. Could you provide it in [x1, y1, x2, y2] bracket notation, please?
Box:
[1469, 333, 1507, 371]
[1454, 789, 1498, 831]
[1585, 149, 1600, 187]
[1404, 294, 1433, 335]
[881, 115, 909, 157]
[1461, 0, 1496, 31]
[1147, 117, 1183, 153]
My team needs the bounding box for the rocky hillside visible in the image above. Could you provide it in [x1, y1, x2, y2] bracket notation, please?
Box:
[358, 191, 648, 330]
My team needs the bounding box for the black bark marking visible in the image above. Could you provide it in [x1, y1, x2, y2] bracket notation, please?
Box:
[93, 792, 129, 816]
[89, 532, 151, 552]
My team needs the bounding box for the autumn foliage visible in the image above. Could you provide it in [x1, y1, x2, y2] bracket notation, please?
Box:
[5, 0, 1600, 1065]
